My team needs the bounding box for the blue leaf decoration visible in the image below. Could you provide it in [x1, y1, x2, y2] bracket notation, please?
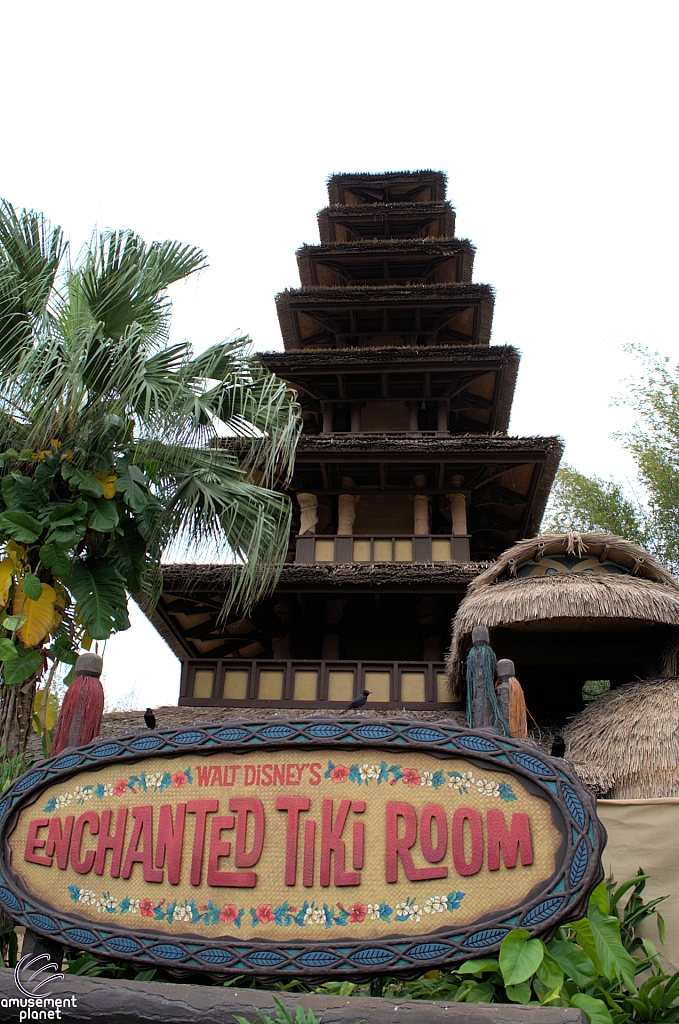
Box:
[350, 947, 395, 966]
[129, 735, 163, 750]
[296, 951, 341, 968]
[27, 913, 59, 932]
[64, 928, 97, 945]
[247, 951, 286, 967]
[150, 943, 185, 959]
[306, 724, 343, 738]
[457, 735, 500, 752]
[0, 887, 21, 912]
[404, 727, 445, 743]
[107, 936, 142, 954]
[13, 771, 45, 792]
[522, 898, 564, 926]
[510, 752, 553, 776]
[408, 942, 451, 960]
[569, 840, 589, 888]
[0, 800, 7, 822]
[215, 727, 249, 742]
[562, 785, 586, 828]
[91, 743, 123, 757]
[172, 731, 205, 745]
[354, 724, 395, 740]
[463, 928, 509, 948]
[197, 948, 235, 965]
[260, 725, 295, 739]
[52, 754, 83, 770]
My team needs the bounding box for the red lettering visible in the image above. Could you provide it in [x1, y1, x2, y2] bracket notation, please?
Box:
[303, 818, 316, 886]
[286, 764, 299, 786]
[46, 816, 75, 870]
[186, 799, 219, 885]
[229, 798, 264, 867]
[487, 810, 533, 870]
[244, 766, 256, 786]
[155, 803, 186, 885]
[276, 797, 310, 885]
[421, 804, 447, 863]
[25, 819, 51, 866]
[206, 814, 257, 886]
[309, 763, 321, 786]
[296, 764, 306, 783]
[94, 808, 128, 877]
[385, 803, 448, 883]
[196, 766, 211, 787]
[273, 764, 286, 786]
[320, 799, 360, 887]
[224, 766, 239, 786]
[210, 766, 222, 786]
[452, 807, 484, 876]
[352, 800, 365, 871]
[121, 806, 163, 882]
[256, 765, 261, 786]
[261, 764, 272, 786]
[71, 812, 99, 875]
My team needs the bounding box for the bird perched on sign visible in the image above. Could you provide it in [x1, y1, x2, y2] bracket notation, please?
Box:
[144, 708, 157, 730]
[343, 690, 371, 712]
[551, 734, 566, 757]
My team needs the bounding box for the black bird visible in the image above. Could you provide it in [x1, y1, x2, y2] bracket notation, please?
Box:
[551, 734, 566, 758]
[144, 708, 157, 730]
[343, 690, 371, 712]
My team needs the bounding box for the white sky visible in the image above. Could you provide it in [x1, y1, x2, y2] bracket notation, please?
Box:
[4, 1, 678, 708]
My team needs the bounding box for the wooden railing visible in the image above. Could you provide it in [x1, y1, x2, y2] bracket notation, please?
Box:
[295, 534, 471, 564]
[179, 659, 455, 710]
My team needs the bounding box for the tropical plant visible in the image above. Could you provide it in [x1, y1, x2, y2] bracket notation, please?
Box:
[234, 997, 323, 1024]
[0, 199, 301, 756]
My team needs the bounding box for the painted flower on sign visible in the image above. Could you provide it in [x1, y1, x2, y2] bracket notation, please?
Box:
[255, 904, 275, 924]
[113, 780, 128, 796]
[171, 771, 188, 788]
[329, 765, 350, 783]
[219, 904, 240, 924]
[402, 767, 421, 787]
[139, 898, 155, 917]
[348, 902, 368, 923]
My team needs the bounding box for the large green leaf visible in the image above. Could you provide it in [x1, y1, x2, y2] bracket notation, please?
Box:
[499, 930, 544, 986]
[3, 644, 42, 686]
[88, 498, 119, 533]
[570, 994, 614, 1024]
[39, 543, 72, 580]
[21, 573, 42, 600]
[0, 638, 18, 661]
[0, 511, 43, 543]
[587, 905, 637, 988]
[588, 883, 610, 916]
[545, 940, 598, 987]
[114, 462, 149, 512]
[456, 958, 499, 975]
[536, 951, 565, 999]
[505, 982, 532, 1004]
[70, 560, 130, 640]
[111, 521, 147, 592]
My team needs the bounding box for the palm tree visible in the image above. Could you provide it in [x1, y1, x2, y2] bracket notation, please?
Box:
[0, 200, 301, 756]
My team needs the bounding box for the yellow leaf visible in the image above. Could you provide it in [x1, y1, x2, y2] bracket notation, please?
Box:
[33, 687, 58, 731]
[4, 541, 26, 563]
[94, 471, 117, 499]
[0, 558, 15, 606]
[13, 583, 59, 647]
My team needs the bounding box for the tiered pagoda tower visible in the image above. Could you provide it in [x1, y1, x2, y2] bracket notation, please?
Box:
[154, 171, 563, 713]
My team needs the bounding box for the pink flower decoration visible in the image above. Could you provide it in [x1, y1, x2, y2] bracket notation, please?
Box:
[402, 768, 421, 788]
[348, 902, 368, 923]
[255, 904, 275, 923]
[219, 904, 239, 924]
[113, 780, 128, 795]
[139, 898, 155, 917]
[330, 765, 350, 783]
[171, 771, 188, 788]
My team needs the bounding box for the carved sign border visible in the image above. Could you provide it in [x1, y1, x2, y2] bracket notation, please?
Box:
[0, 717, 605, 977]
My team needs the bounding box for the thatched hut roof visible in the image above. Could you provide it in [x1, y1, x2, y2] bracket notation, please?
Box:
[295, 239, 475, 288]
[446, 533, 679, 686]
[327, 171, 448, 205]
[317, 202, 455, 244]
[564, 678, 679, 798]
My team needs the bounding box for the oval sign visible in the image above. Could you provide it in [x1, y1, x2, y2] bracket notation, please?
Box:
[0, 717, 605, 977]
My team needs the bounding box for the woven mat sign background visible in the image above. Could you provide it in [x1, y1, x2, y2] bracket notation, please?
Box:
[0, 718, 605, 978]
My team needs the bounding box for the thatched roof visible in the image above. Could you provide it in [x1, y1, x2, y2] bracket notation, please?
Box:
[295, 239, 475, 288]
[294, 433, 562, 456]
[327, 171, 448, 205]
[446, 533, 679, 684]
[564, 678, 679, 798]
[318, 202, 455, 244]
[275, 283, 493, 351]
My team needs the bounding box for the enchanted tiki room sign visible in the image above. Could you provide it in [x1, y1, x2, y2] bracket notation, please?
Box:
[0, 717, 604, 977]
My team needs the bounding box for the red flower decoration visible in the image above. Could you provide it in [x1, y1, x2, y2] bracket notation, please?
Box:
[255, 904, 275, 923]
[402, 768, 421, 788]
[330, 765, 350, 783]
[113, 779, 128, 795]
[171, 771, 188, 788]
[348, 902, 368, 923]
[139, 898, 155, 917]
[219, 904, 239, 924]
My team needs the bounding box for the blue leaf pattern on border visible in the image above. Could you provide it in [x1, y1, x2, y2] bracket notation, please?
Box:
[307, 724, 343, 738]
[0, 887, 21, 912]
[27, 913, 58, 932]
[129, 735, 163, 750]
[247, 951, 286, 967]
[404, 728, 445, 743]
[64, 928, 97, 944]
[52, 754, 83, 770]
[456, 735, 499, 752]
[351, 947, 395, 966]
[107, 936, 142, 954]
[197, 948, 235, 964]
[409, 942, 451, 960]
[172, 731, 205, 745]
[13, 771, 45, 792]
[510, 752, 552, 776]
[562, 784, 586, 828]
[296, 951, 341, 967]
[260, 725, 295, 739]
[215, 727, 249, 741]
[569, 840, 589, 887]
[150, 944, 185, 959]
[522, 898, 564, 926]
[354, 724, 395, 739]
[91, 743, 123, 757]
[464, 928, 509, 947]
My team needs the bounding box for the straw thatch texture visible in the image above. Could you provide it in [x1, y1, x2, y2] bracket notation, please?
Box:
[446, 533, 679, 687]
[564, 678, 679, 798]
[327, 170, 448, 205]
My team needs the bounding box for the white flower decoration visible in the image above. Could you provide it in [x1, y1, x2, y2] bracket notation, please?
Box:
[173, 903, 192, 922]
[146, 772, 163, 790]
[408, 903, 422, 922]
[96, 893, 118, 913]
[367, 903, 382, 920]
[420, 770, 435, 787]
[303, 906, 326, 925]
[476, 779, 500, 797]
[74, 785, 93, 804]
[55, 793, 72, 808]
[424, 896, 446, 914]
[101, 783, 115, 797]
[127, 899, 140, 914]
[78, 889, 96, 906]
[359, 763, 380, 781]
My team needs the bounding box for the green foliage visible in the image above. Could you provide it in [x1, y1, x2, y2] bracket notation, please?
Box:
[543, 464, 649, 546]
[0, 745, 33, 792]
[234, 997, 323, 1024]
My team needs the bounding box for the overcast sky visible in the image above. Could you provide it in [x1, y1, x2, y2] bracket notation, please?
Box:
[4, 1, 677, 708]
